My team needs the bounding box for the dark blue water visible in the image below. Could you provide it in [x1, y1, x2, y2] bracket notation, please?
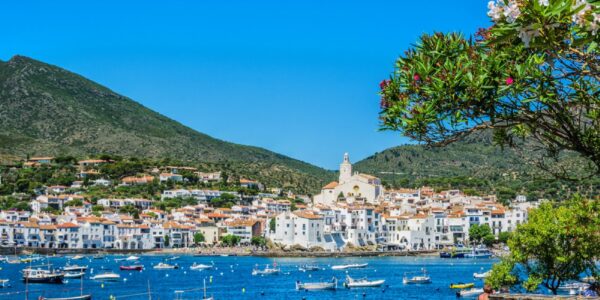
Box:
[0, 255, 497, 299]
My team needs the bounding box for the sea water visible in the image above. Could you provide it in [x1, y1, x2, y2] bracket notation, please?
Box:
[0, 255, 497, 299]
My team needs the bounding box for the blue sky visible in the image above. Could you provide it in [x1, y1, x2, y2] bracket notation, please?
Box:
[1, 1, 488, 169]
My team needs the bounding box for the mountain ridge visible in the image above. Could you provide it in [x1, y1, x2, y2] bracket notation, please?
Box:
[0, 55, 334, 193]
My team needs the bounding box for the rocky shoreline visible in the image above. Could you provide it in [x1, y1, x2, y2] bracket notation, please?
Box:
[5, 246, 439, 258]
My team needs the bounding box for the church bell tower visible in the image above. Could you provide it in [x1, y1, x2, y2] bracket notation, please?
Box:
[339, 152, 352, 184]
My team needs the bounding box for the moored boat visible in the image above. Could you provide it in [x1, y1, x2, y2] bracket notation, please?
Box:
[40, 295, 92, 300]
[64, 272, 85, 279]
[299, 264, 320, 272]
[153, 262, 178, 270]
[450, 282, 475, 289]
[252, 264, 280, 275]
[120, 265, 143, 271]
[71, 255, 84, 260]
[473, 270, 490, 279]
[90, 272, 120, 281]
[464, 246, 493, 259]
[125, 256, 140, 261]
[331, 263, 368, 270]
[0, 279, 9, 288]
[456, 288, 484, 297]
[344, 275, 385, 288]
[63, 264, 88, 272]
[403, 270, 431, 284]
[296, 277, 337, 291]
[190, 262, 213, 270]
[22, 268, 65, 284]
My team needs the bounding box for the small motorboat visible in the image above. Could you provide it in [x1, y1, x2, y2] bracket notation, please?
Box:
[331, 263, 368, 270]
[92, 254, 105, 260]
[403, 270, 431, 284]
[456, 288, 484, 297]
[91, 272, 120, 281]
[299, 264, 320, 272]
[464, 246, 493, 259]
[125, 256, 140, 261]
[296, 277, 337, 291]
[190, 262, 213, 270]
[40, 295, 92, 300]
[71, 255, 84, 260]
[64, 272, 85, 279]
[0, 279, 10, 288]
[558, 282, 589, 291]
[166, 256, 180, 261]
[153, 262, 178, 270]
[344, 275, 385, 288]
[450, 283, 475, 289]
[473, 270, 490, 279]
[63, 265, 88, 272]
[120, 265, 143, 271]
[22, 268, 65, 284]
[252, 264, 280, 276]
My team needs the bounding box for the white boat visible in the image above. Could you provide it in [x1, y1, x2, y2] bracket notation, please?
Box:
[190, 262, 213, 270]
[22, 268, 65, 284]
[331, 263, 368, 270]
[252, 264, 280, 275]
[558, 282, 589, 291]
[0, 279, 10, 288]
[299, 264, 320, 272]
[473, 270, 491, 279]
[40, 295, 91, 300]
[403, 270, 431, 284]
[64, 272, 85, 279]
[154, 262, 179, 270]
[464, 246, 493, 259]
[63, 265, 88, 272]
[456, 288, 484, 297]
[166, 256, 180, 261]
[296, 277, 337, 291]
[91, 272, 120, 281]
[125, 256, 140, 261]
[71, 255, 84, 260]
[344, 275, 385, 288]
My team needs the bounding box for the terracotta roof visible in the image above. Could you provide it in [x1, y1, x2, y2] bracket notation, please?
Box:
[57, 222, 79, 228]
[322, 181, 339, 189]
[293, 211, 322, 220]
[39, 225, 57, 230]
[225, 219, 258, 227]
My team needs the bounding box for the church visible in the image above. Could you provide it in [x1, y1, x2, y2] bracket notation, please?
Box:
[313, 153, 384, 206]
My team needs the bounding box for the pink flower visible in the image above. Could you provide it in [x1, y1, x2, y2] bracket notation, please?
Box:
[505, 77, 514, 85]
[379, 79, 390, 90]
[413, 74, 420, 81]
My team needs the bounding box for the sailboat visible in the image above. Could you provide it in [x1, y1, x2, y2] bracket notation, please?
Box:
[39, 264, 91, 300]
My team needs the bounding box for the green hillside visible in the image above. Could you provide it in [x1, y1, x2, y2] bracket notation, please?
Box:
[354, 132, 599, 202]
[0, 55, 334, 193]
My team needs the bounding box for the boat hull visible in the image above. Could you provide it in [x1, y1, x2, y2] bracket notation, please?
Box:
[41, 295, 92, 300]
[23, 276, 64, 284]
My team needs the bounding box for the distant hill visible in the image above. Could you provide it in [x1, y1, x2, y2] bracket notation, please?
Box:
[354, 131, 599, 201]
[0, 55, 334, 193]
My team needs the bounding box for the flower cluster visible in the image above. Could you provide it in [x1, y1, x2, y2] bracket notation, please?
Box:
[488, 0, 600, 44]
[487, 0, 522, 23]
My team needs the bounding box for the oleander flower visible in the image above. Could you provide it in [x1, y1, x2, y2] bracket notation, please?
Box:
[506, 77, 514, 85]
[413, 74, 420, 81]
[504, 1, 521, 23]
[487, 1, 503, 21]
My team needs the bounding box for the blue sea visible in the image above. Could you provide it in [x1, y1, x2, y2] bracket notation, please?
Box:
[0, 255, 498, 299]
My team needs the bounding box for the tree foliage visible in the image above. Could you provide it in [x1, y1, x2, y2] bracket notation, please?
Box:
[379, 0, 600, 178]
[469, 223, 495, 246]
[486, 196, 600, 294]
[220, 234, 241, 247]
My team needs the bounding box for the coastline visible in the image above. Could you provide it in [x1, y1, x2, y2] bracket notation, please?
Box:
[5, 246, 440, 258]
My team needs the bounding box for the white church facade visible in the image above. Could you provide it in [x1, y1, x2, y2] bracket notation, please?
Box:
[313, 153, 384, 206]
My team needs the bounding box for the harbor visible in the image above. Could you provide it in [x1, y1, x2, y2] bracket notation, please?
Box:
[0, 254, 500, 299]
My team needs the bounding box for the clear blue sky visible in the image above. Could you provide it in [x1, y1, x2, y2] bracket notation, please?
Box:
[1, 1, 489, 170]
